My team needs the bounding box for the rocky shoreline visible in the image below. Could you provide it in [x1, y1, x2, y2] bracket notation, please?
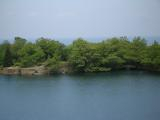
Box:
[0, 66, 50, 75]
[0, 65, 159, 76]
[0, 64, 72, 75]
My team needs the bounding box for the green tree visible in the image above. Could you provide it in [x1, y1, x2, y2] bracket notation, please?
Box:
[142, 41, 160, 70]
[69, 38, 90, 72]
[36, 38, 65, 61]
[98, 37, 129, 69]
[17, 43, 45, 67]
[3, 42, 13, 67]
[11, 37, 27, 64]
[44, 57, 60, 73]
[69, 38, 110, 72]
[0, 44, 4, 66]
[125, 37, 147, 66]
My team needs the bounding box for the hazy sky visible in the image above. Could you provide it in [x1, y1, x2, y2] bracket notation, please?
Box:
[0, 0, 160, 39]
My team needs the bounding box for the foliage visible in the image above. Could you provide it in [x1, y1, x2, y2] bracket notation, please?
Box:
[2, 42, 13, 67]
[17, 43, 45, 67]
[44, 57, 60, 73]
[68, 38, 90, 72]
[141, 41, 160, 70]
[12, 37, 27, 63]
[0, 36, 160, 72]
[125, 37, 147, 65]
[36, 38, 65, 60]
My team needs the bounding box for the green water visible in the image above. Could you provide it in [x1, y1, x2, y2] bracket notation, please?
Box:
[0, 71, 160, 120]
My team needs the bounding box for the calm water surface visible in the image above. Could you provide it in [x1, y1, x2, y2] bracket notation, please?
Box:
[0, 71, 160, 120]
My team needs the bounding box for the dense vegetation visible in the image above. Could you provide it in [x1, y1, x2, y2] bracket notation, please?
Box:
[0, 37, 160, 73]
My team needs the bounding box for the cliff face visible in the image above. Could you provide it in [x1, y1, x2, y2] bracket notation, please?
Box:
[0, 66, 49, 75]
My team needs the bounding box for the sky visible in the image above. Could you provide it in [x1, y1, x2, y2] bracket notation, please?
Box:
[0, 0, 160, 41]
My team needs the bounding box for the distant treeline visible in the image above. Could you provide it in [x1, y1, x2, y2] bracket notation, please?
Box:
[0, 37, 160, 73]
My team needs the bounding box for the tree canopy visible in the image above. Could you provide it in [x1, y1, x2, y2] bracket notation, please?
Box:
[0, 37, 160, 73]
